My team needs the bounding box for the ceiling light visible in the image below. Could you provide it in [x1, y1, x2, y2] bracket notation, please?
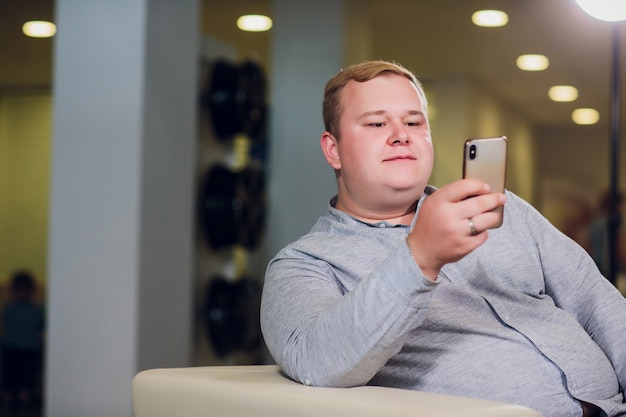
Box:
[548, 85, 578, 102]
[236, 14, 273, 32]
[572, 108, 600, 125]
[516, 54, 549, 71]
[574, 0, 626, 22]
[22, 20, 57, 38]
[471, 10, 509, 27]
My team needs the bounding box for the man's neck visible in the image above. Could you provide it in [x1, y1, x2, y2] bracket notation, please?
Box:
[333, 197, 418, 226]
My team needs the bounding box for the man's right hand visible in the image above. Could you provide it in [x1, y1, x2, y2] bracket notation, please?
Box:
[406, 179, 506, 280]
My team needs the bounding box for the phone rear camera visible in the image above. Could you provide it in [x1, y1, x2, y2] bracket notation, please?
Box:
[469, 144, 477, 160]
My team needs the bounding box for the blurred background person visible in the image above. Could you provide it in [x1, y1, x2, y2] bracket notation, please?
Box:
[586, 190, 626, 282]
[1, 269, 45, 409]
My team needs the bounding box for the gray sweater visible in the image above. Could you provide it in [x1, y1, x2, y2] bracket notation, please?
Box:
[260, 189, 626, 417]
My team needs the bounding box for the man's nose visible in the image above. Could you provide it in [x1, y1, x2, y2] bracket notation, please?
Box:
[389, 123, 410, 145]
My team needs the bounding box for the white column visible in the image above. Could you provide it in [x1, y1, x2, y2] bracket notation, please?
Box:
[267, 0, 345, 256]
[45, 1, 198, 416]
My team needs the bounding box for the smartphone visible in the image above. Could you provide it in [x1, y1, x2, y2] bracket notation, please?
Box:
[462, 136, 508, 228]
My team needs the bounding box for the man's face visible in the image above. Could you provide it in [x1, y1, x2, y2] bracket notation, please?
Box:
[324, 74, 434, 216]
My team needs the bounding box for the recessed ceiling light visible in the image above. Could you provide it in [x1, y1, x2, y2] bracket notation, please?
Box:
[236, 14, 273, 32]
[516, 54, 549, 71]
[22, 20, 57, 38]
[471, 10, 509, 27]
[548, 85, 578, 102]
[574, 0, 626, 22]
[572, 108, 600, 125]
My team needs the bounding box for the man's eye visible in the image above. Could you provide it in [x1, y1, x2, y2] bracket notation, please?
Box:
[369, 122, 385, 127]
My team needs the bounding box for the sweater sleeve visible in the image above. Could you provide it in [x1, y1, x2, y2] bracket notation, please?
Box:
[260, 236, 439, 388]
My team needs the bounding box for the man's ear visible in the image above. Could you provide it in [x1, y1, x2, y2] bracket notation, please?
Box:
[321, 131, 341, 169]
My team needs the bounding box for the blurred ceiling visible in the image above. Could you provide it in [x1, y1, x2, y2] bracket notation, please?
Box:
[3, 0, 626, 135]
[201, 0, 626, 135]
[0, 0, 54, 88]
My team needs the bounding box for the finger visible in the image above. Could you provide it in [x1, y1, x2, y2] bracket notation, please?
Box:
[467, 217, 479, 236]
[467, 210, 503, 234]
[459, 192, 506, 219]
[435, 179, 491, 203]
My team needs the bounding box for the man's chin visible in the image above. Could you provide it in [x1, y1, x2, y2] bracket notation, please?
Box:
[388, 183, 426, 197]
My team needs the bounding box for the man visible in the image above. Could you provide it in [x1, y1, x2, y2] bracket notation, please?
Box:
[260, 60, 626, 417]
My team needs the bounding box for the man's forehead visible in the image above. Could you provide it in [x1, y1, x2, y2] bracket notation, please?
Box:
[343, 75, 419, 95]
[340, 77, 424, 109]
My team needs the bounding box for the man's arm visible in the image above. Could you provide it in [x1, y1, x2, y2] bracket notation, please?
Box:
[260, 239, 438, 388]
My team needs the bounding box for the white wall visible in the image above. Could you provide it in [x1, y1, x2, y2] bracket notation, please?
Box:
[0, 92, 51, 282]
[427, 77, 536, 204]
[535, 125, 616, 231]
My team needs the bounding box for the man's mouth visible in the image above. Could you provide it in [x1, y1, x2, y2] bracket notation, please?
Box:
[384, 155, 416, 162]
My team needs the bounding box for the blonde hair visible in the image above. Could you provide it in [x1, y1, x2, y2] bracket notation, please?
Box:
[322, 60, 428, 137]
